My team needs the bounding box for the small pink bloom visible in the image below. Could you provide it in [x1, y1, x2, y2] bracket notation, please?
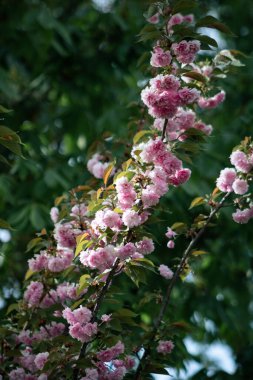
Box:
[232, 178, 249, 194]
[159, 264, 174, 279]
[147, 13, 160, 24]
[34, 352, 49, 370]
[216, 168, 237, 192]
[157, 340, 175, 354]
[167, 240, 175, 249]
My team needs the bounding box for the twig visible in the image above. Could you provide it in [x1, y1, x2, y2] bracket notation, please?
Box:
[134, 192, 230, 379]
[161, 119, 168, 141]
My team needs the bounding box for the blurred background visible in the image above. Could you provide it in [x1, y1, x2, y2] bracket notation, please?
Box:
[0, 0, 253, 379]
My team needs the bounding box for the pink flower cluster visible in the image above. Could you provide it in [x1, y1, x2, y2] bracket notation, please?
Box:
[159, 264, 173, 279]
[198, 91, 225, 109]
[63, 306, 97, 343]
[153, 109, 212, 141]
[54, 222, 81, 249]
[115, 177, 137, 210]
[165, 227, 176, 249]
[87, 153, 110, 179]
[167, 13, 194, 31]
[28, 248, 74, 273]
[150, 46, 171, 67]
[141, 74, 200, 119]
[16, 322, 65, 346]
[156, 340, 175, 354]
[216, 147, 253, 223]
[172, 40, 200, 64]
[137, 137, 191, 189]
[24, 281, 44, 308]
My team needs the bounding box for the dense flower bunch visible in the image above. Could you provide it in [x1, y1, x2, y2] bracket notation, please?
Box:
[0, 2, 244, 379]
[216, 138, 253, 224]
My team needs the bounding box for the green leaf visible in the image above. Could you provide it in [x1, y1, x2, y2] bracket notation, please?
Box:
[196, 16, 235, 36]
[133, 130, 154, 145]
[0, 105, 13, 113]
[75, 233, 89, 257]
[172, 0, 197, 14]
[198, 34, 218, 48]
[6, 303, 19, 315]
[182, 71, 207, 83]
[0, 218, 13, 230]
[114, 308, 138, 318]
[0, 138, 23, 157]
[26, 237, 43, 252]
[0, 153, 10, 165]
[77, 274, 91, 295]
[189, 197, 205, 209]
[103, 162, 114, 186]
[24, 269, 35, 281]
[191, 249, 208, 256]
[171, 222, 187, 233]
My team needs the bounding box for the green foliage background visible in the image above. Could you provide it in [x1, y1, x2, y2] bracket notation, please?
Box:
[0, 0, 252, 378]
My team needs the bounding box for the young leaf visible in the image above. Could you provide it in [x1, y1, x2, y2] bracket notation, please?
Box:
[191, 249, 208, 256]
[196, 16, 235, 36]
[103, 163, 114, 186]
[189, 197, 205, 209]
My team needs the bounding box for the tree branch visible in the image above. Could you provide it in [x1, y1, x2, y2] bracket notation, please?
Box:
[161, 118, 168, 141]
[134, 192, 230, 379]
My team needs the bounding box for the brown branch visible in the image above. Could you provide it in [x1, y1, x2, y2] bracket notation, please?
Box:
[134, 192, 230, 379]
[161, 118, 168, 141]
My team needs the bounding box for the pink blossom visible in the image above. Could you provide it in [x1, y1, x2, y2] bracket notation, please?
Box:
[178, 87, 200, 104]
[24, 281, 44, 307]
[198, 91, 225, 109]
[69, 322, 97, 343]
[165, 228, 176, 239]
[232, 178, 249, 194]
[170, 168, 191, 186]
[101, 314, 112, 323]
[167, 240, 175, 249]
[159, 264, 174, 279]
[124, 356, 135, 369]
[87, 153, 109, 179]
[135, 238, 155, 255]
[150, 74, 180, 92]
[28, 251, 48, 272]
[116, 177, 136, 210]
[216, 168, 237, 192]
[9, 368, 26, 380]
[50, 207, 59, 223]
[70, 204, 87, 218]
[147, 13, 159, 24]
[172, 40, 200, 64]
[230, 150, 252, 173]
[117, 242, 136, 259]
[103, 210, 122, 229]
[194, 121, 213, 135]
[150, 47, 171, 67]
[54, 222, 80, 249]
[232, 208, 251, 224]
[34, 352, 49, 370]
[167, 13, 184, 28]
[81, 368, 99, 380]
[73, 306, 92, 325]
[141, 187, 160, 208]
[156, 340, 175, 354]
[97, 341, 124, 362]
[122, 210, 141, 228]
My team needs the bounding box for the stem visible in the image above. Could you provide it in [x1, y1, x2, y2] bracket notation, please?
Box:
[161, 119, 168, 141]
[73, 257, 120, 380]
[134, 192, 230, 379]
